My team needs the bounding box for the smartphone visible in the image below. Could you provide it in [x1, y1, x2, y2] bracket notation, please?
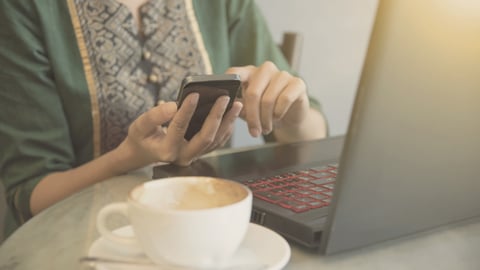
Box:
[176, 74, 241, 140]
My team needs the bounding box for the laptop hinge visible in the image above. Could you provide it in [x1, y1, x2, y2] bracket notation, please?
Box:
[251, 209, 266, 225]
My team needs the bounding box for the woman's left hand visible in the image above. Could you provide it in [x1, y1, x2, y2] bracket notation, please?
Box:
[226, 61, 312, 139]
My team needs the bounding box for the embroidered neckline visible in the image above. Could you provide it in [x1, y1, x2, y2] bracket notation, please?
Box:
[70, 0, 209, 153]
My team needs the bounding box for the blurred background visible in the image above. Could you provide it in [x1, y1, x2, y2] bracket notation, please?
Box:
[232, 0, 378, 147]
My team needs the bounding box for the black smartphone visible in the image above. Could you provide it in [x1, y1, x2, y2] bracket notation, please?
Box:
[176, 74, 242, 140]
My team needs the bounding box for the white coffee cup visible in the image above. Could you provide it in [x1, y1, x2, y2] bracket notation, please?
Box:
[96, 176, 252, 269]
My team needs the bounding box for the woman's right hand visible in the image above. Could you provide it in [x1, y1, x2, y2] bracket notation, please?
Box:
[30, 93, 243, 215]
[117, 93, 243, 167]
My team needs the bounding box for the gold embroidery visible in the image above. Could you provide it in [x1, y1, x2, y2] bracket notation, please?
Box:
[71, 0, 209, 153]
[67, 0, 101, 158]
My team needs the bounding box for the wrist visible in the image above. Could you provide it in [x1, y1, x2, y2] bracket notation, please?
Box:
[273, 108, 327, 143]
[109, 139, 152, 175]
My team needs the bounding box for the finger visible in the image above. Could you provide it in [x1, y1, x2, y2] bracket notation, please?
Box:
[181, 95, 231, 160]
[225, 66, 255, 99]
[166, 93, 199, 143]
[260, 71, 292, 134]
[225, 65, 256, 83]
[233, 97, 247, 120]
[243, 61, 278, 137]
[274, 77, 307, 120]
[222, 101, 243, 128]
[239, 107, 247, 120]
[129, 102, 177, 138]
[204, 101, 243, 153]
[194, 95, 231, 142]
[218, 101, 243, 143]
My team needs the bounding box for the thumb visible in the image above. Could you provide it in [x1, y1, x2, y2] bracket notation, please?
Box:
[130, 102, 178, 138]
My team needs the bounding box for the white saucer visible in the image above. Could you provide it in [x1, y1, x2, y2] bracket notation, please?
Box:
[88, 223, 291, 270]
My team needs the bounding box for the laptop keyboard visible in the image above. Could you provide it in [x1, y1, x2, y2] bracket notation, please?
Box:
[243, 163, 338, 213]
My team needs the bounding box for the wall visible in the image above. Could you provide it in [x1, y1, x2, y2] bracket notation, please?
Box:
[232, 0, 378, 147]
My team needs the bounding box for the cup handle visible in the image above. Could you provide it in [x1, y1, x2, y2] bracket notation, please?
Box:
[96, 203, 138, 247]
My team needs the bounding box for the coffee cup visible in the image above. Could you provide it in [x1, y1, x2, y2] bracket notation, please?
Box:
[96, 176, 252, 269]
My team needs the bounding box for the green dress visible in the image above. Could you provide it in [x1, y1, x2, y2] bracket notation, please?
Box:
[0, 0, 322, 238]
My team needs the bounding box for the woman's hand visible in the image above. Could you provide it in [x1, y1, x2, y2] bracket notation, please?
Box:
[31, 94, 242, 215]
[118, 93, 243, 167]
[226, 61, 326, 142]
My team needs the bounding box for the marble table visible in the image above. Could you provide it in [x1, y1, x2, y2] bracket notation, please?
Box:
[1, 151, 480, 270]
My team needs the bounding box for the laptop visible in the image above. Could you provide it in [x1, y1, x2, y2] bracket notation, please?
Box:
[154, 0, 480, 254]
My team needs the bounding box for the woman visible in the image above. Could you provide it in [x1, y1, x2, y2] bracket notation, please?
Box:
[0, 0, 327, 237]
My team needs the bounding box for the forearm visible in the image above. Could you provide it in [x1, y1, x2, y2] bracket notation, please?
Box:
[28, 96, 232, 215]
[29, 143, 145, 215]
[272, 108, 327, 143]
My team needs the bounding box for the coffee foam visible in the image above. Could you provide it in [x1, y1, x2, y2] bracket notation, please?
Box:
[137, 178, 247, 210]
[175, 179, 246, 210]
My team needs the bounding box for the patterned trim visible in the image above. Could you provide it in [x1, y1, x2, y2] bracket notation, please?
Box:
[67, 0, 101, 158]
[184, 0, 213, 74]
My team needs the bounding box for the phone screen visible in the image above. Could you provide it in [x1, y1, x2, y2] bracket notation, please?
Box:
[177, 75, 241, 140]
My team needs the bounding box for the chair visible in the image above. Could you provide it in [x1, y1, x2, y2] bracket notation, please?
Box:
[279, 32, 303, 72]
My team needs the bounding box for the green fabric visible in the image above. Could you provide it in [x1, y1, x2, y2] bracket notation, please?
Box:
[0, 0, 322, 238]
[0, 0, 93, 238]
[193, 0, 292, 73]
[193, 0, 322, 139]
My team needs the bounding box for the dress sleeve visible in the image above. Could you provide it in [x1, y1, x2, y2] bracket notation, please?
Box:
[225, 0, 322, 110]
[225, 0, 325, 137]
[225, 0, 293, 72]
[192, 0, 323, 114]
[0, 0, 76, 234]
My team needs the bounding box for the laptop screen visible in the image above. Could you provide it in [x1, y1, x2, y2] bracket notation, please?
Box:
[321, 0, 480, 254]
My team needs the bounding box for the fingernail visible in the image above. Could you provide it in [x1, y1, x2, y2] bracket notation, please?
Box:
[189, 93, 199, 104]
[164, 102, 177, 116]
[249, 127, 260, 137]
[234, 108, 241, 117]
[234, 102, 243, 117]
[221, 96, 230, 108]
